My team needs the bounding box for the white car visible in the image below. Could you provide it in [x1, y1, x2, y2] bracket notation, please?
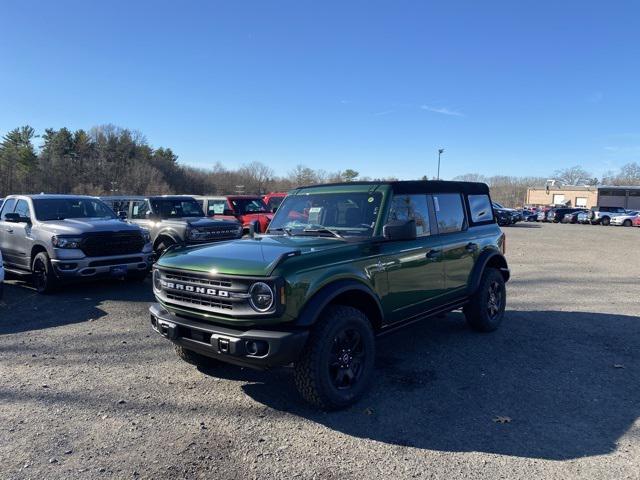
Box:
[610, 211, 640, 227]
[0, 249, 4, 300]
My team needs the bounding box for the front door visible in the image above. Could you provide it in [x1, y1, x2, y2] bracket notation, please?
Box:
[0, 198, 18, 266]
[380, 193, 445, 323]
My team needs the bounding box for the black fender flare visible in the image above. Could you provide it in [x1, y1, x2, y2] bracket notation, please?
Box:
[468, 250, 510, 294]
[154, 230, 181, 249]
[294, 279, 384, 329]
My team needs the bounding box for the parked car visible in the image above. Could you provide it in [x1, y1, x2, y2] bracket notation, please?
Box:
[494, 207, 513, 226]
[101, 196, 243, 255]
[634, 215, 640, 227]
[0, 194, 154, 293]
[576, 211, 591, 224]
[560, 209, 587, 224]
[551, 208, 585, 223]
[0, 249, 4, 300]
[589, 206, 628, 225]
[521, 209, 538, 222]
[149, 180, 509, 409]
[610, 211, 640, 227]
[263, 192, 287, 213]
[493, 202, 520, 223]
[195, 195, 274, 233]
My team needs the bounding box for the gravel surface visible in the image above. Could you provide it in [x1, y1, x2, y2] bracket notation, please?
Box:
[1, 222, 639, 479]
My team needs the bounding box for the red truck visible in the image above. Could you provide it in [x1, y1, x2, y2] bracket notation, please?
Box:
[195, 195, 273, 233]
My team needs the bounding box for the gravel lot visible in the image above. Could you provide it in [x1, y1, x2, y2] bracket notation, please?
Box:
[1, 223, 639, 479]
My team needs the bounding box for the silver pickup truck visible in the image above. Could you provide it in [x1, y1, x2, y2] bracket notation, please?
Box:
[0, 194, 154, 293]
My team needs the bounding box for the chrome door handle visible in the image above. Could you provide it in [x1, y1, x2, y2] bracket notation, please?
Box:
[426, 249, 440, 259]
[465, 242, 478, 252]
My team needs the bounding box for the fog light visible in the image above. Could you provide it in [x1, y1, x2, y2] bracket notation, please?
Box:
[244, 340, 268, 356]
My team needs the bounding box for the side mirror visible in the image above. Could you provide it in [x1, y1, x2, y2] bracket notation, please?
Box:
[117, 211, 128, 220]
[4, 213, 29, 224]
[383, 219, 417, 241]
[223, 209, 235, 216]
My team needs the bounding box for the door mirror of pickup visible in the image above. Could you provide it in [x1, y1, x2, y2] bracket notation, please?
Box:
[383, 219, 417, 241]
[117, 210, 128, 220]
[4, 212, 30, 224]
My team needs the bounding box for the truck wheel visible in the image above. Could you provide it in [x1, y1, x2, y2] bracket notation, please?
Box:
[601, 217, 610, 226]
[293, 305, 375, 410]
[32, 252, 57, 294]
[464, 268, 506, 332]
[174, 345, 220, 368]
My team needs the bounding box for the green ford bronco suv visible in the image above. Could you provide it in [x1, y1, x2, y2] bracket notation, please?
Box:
[149, 180, 509, 409]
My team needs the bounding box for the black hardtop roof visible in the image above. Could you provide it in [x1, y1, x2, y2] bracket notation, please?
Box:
[295, 180, 490, 195]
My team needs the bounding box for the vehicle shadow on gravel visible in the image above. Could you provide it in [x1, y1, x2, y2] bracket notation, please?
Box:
[205, 310, 640, 460]
[0, 278, 154, 335]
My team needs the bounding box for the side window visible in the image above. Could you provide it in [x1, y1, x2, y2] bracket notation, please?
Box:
[14, 200, 31, 219]
[131, 200, 150, 219]
[0, 198, 17, 220]
[208, 200, 227, 215]
[433, 193, 466, 234]
[389, 194, 430, 236]
[468, 194, 493, 223]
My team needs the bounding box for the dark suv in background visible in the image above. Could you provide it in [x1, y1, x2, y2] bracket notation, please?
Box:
[101, 196, 242, 254]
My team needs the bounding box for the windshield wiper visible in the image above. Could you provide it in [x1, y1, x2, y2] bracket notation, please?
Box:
[301, 228, 344, 238]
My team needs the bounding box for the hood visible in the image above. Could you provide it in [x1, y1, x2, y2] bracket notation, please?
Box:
[38, 218, 142, 236]
[157, 235, 346, 276]
[161, 217, 239, 228]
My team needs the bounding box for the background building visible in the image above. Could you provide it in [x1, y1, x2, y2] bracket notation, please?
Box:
[597, 186, 640, 210]
[525, 185, 598, 208]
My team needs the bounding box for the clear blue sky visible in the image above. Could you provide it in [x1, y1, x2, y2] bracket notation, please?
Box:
[1, 0, 639, 180]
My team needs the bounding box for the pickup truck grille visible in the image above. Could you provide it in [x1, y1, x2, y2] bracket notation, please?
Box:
[81, 232, 145, 257]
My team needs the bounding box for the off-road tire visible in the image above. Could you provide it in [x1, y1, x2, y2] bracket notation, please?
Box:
[464, 268, 506, 332]
[293, 305, 375, 410]
[174, 345, 220, 368]
[32, 252, 58, 294]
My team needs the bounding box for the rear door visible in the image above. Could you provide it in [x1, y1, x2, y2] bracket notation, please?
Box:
[433, 193, 475, 298]
[381, 193, 445, 322]
[0, 198, 17, 265]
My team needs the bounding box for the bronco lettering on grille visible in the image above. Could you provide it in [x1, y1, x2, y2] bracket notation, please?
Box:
[161, 280, 230, 297]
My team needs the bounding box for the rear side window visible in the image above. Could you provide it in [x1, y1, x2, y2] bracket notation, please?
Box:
[389, 194, 430, 236]
[468, 194, 492, 223]
[207, 200, 227, 215]
[131, 200, 150, 219]
[0, 198, 17, 220]
[433, 194, 466, 234]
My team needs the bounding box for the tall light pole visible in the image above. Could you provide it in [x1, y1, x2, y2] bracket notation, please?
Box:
[437, 148, 444, 180]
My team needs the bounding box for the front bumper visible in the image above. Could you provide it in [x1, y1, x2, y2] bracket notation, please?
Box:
[51, 252, 154, 278]
[149, 303, 309, 369]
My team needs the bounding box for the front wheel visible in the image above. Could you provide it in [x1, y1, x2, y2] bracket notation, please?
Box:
[601, 217, 611, 226]
[32, 252, 57, 294]
[294, 306, 375, 410]
[464, 268, 506, 332]
[623, 219, 632, 227]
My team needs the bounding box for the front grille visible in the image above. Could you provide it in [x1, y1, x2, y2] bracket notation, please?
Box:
[81, 232, 145, 257]
[164, 271, 232, 288]
[166, 291, 233, 310]
[89, 257, 143, 267]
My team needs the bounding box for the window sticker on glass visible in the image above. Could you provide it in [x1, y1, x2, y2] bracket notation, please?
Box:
[434, 196, 440, 212]
[308, 207, 323, 224]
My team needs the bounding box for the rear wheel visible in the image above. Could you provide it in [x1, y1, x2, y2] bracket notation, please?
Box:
[294, 306, 375, 410]
[464, 268, 506, 332]
[32, 252, 57, 294]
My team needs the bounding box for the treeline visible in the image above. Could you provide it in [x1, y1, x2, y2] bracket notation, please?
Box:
[2, 125, 639, 207]
[0, 125, 374, 197]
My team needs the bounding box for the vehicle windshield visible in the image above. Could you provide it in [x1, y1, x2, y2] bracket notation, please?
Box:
[152, 199, 204, 218]
[231, 198, 269, 214]
[268, 191, 383, 237]
[33, 198, 116, 221]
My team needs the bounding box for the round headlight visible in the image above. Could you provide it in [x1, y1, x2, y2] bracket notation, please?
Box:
[249, 282, 274, 312]
[152, 269, 162, 291]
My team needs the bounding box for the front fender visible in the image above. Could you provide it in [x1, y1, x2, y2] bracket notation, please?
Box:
[293, 278, 384, 328]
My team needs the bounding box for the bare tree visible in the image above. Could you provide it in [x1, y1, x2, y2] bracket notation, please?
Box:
[553, 166, 592, 185]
